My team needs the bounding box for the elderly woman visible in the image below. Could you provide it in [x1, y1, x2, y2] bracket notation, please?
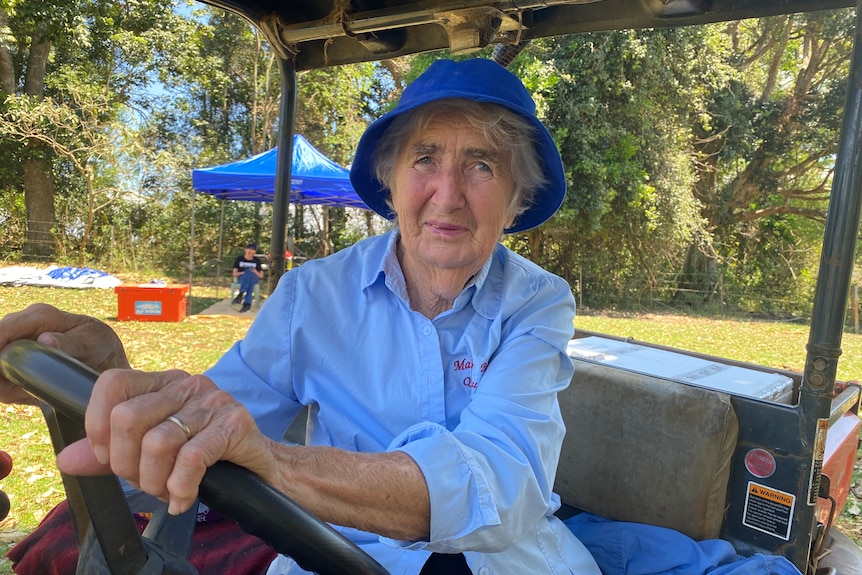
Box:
[0, 58, 600, 575]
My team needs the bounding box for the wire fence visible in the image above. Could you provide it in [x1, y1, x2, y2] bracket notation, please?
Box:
[569, 268, 862, 333]
[3, 219, 861, 332]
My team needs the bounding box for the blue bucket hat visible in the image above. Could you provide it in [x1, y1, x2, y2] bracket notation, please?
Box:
[349, 58, 566, 234]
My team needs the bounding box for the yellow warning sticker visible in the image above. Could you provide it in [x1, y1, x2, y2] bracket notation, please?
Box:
[743, 481, 795, 541]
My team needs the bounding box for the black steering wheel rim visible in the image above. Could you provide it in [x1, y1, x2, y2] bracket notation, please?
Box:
[0, 340, 389, 575]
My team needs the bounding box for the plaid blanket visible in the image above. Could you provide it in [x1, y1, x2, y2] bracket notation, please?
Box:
[7, 500, 277, 575]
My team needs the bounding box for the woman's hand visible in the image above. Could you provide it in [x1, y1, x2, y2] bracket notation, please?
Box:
[0, 304, 130, 404]
[56, 369, 276, 516]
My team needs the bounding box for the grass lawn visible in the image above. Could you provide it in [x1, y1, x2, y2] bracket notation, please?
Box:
[574, 310, 862, 380]
[0, 284, 860, 571]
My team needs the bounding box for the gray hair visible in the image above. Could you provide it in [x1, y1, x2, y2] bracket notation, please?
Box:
[372, 99, 547, 222]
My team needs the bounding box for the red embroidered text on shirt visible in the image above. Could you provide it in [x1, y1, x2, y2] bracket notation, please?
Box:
[454, 358, 488, 388]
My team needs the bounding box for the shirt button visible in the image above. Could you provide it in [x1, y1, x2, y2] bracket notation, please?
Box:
[478, 568, 490, 575]
[422, 326, 432, 336]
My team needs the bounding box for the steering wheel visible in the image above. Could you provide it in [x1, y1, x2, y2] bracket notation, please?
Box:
[0, 340, 389, 575]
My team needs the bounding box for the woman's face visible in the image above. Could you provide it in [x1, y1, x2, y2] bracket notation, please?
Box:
[390, 112, 517, 281]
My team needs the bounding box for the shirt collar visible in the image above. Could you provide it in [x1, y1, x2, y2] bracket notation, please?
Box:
[360, 230, 498, 317]
[359, 230, 404, 300]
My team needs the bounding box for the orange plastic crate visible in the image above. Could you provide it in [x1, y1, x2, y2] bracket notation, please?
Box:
[115, 284, 189, 322]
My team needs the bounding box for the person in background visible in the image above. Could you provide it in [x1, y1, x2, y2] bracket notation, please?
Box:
[232, 242, 264, 312]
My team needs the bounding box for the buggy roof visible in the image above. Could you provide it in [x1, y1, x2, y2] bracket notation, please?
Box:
[199, 0, 856, 70]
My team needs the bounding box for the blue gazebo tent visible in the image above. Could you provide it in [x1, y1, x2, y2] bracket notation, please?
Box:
[187, 135, 369, 301]
[191, 134, 368, 209]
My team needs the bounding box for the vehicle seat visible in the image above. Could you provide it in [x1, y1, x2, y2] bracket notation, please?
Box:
[554, 358, 739, 541]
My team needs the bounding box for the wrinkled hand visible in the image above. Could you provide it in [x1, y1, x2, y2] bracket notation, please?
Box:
[0, 304, 129, 404]
[56, 369, 276, 516]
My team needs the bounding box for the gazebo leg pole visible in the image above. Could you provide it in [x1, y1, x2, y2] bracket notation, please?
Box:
[217, 199, 225, 299]
[187, 189, 196, 316]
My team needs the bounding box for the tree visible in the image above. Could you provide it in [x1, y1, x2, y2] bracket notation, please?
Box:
[503, 11, 851, 313]
[687, 10, 853, 310]
[513, 29, 711, 307]
[0, 0, 183, 259]
[295, 61, 384, 256]
[0, 0, 79, 257]
[0, 89, 141, 264]
[139, 7, 394, 270]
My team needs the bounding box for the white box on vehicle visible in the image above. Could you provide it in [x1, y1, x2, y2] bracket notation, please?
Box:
[567, 335, 794, 403]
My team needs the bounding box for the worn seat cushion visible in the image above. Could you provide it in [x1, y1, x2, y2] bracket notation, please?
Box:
[554, 359, 739, 541]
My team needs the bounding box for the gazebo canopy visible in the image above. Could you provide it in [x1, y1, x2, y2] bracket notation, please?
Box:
[191, 134, 369, 210]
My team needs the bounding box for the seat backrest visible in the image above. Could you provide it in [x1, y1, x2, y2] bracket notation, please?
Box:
[554, 359, 739, 541]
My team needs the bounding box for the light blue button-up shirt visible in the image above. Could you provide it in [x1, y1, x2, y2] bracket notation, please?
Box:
[206, 230, 600, 575]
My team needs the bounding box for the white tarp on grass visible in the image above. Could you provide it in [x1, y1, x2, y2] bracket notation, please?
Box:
[0, 266, 122, 289]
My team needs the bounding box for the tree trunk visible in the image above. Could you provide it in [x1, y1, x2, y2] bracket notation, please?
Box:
[21, 31, 54, 258]
[295, 203, 305, 245]
[524, 228, 542, 262]
[23, 152, 56, 258]
[0, 6, 14, 96]
[322, 206, 331, 256]
[365, 210, 374, 237]
[674, 242, 719, 305]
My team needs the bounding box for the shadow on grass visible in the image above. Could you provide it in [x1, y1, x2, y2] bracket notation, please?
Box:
[189, 296, 222, 315]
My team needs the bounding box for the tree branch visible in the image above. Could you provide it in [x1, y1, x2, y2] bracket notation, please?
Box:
[738, 205, 826, 222]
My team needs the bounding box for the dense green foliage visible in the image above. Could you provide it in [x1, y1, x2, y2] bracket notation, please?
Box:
[0, 1, 858, 317]
[511, 29, 708, 308]
[0, 0, 396, 274]
[506, 12, 855, 315]
[0, 0, 186, 258]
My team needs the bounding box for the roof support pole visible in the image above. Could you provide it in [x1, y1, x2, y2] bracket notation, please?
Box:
[269, 57, 298, 293]
[797, 1, 862, 569]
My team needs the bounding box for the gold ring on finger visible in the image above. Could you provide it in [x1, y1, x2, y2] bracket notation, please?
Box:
[165, 415, 192, 441]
